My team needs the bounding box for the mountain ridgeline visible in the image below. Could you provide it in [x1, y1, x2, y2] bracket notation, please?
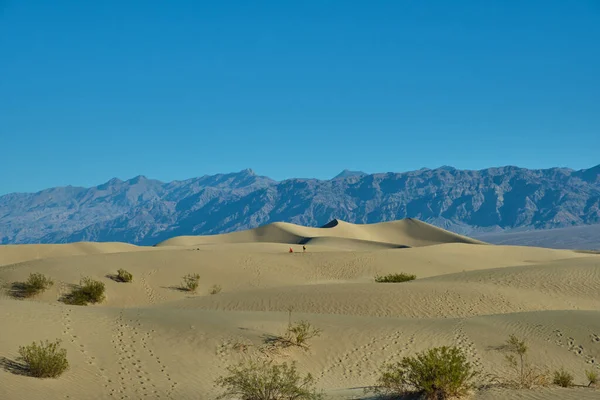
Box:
[1, 165, 599, 245]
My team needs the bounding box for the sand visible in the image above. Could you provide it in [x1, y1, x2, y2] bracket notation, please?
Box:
[1, 219, 599, 400]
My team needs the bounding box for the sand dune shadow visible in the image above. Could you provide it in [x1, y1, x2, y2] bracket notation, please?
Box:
[160, 285, 192, 292]
[6, 282, 30, 299]
[0, 356, 29, 376]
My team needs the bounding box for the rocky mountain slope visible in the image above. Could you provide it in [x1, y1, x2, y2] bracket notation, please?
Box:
[1, 165, 599, 245]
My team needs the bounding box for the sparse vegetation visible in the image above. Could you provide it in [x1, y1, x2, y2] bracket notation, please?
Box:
[586, 369, 598, 387]
[64, 277, 106, 305]
[17, 273, 54, 297]
[502, 334, 548, 388]
[18, 339, 69, 378]
[116, 268, 133, 283]
[215, 359, 323, 400]
[210, 284, 222, 295]
[181, 273, 200, 292]
[284, 320, 322, 349]
[553, 368, 574, 387]
[265, 309, 322, 350]
[374, 273, 416, 283]
[371, 346, 478, 399]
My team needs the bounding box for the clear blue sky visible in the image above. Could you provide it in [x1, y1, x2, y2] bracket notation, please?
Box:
[1, 0, 599, 195]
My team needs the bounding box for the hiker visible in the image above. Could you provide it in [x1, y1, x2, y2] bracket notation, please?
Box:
[289, 247, 293, 253]
[302, 245, 306, 252]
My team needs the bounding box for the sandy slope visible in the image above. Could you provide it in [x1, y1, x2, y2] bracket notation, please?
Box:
[157, 218, 486, 248]
[1, 219, 599, 400]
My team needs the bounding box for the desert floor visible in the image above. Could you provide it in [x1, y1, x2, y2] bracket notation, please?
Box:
[1, 219, 599, 399]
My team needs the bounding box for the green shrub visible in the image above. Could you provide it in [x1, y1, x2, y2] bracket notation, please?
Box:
[20, 273, 54, 297]
[586, 369, 598, 387]
[503, 334, 548, 388]
[182, 273, 200, 292]
[210, 284, 222, 295]
[65, 277, 105, 305]
[285, 320, 322, 349]
[116, 268, 133, 283]
[375, 273, 416, 283]
[18, 339, 69, 378]
[215, 359, 323, 400]
[553, 368, 574, 387]
[372, 346, 478, 399]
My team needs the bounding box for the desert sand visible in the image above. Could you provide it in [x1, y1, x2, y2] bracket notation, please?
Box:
[1, 218, 599, 399]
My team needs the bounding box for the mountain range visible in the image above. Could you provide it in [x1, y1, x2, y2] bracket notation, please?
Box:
[1, 165, 599, 246]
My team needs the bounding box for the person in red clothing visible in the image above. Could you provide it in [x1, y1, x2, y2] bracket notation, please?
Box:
[289, 247, 293, 253]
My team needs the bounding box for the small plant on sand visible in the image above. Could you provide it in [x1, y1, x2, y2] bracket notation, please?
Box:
[502, 334, 548, 388]
[116, 268, 133, 283]
[375, 273, 416, 283]
[215, 359, 323, 400]
[371, 346, 479, 399]
[18, 339, 69, 378]
[553, 368, 574, 387]
[586, 369, 598, 387]
[181, 273, 200, 292]
[64, 277, 106, 305]
[284, 320, 322, 349]
[265, 308, 322, 350]
[21, 273, 54, 297]
[210, 284, 222, 295]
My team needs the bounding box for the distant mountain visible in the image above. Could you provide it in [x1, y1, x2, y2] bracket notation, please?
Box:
[1, 165, 599, 246]
[333, 169, 368, 179]
[475, 224, 600, 250]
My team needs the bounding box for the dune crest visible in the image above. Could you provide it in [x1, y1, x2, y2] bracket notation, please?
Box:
[157, 217, 486, 248]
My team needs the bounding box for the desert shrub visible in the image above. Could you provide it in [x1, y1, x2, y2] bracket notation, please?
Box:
[285, 320, 322, 348]
[372, 346, 478, 399]
[65, 277, 106, 305]
[181, 273, 200, 292]
[553, 368, 574, 387]
[18, 339, 69, 378]
[210, 284, 222, 295]
[116, 268, 133, 282]
[375, 273, 416, 283]
[586, 369, 598, 387]
[215, 359, 323, 400]
[21, 273, 54, 297]
[503, 334, 548, 388]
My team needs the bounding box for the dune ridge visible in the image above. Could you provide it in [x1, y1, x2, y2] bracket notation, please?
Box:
[157, 218, 486, 248]
[1, 219, 599, 400]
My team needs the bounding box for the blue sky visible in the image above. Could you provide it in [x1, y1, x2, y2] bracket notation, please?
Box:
[1, 0, 599, 195]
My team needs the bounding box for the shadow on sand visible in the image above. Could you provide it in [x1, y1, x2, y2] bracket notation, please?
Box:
[160, 285, 192, 293]
[5, 282, 31, 299]
[0, 356, 29, 376]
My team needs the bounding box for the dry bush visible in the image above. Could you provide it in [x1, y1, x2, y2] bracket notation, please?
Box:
[371, 346, 479, 399]
[502, 335, 548, 388]
[284, 320, 322, 349]
[375, 273, 416, 283]
[553, 368, 574, 387]
[181, 273, 200, 292]
[16, 273, 54, 298]
[18, 339, 68, 378]
[210, 284, 222, 295]
[586, 369, 598, 387]
[215, 359, 323, 400]
[64, 277, 106, 305]
[116, 269, 133, 282]
[265, 309, 322, 350]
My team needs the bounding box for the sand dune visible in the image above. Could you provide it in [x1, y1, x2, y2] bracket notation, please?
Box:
[157, 218, 486, 248]
[1, 219, 599, 399]
[0, 241, 145, 267]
